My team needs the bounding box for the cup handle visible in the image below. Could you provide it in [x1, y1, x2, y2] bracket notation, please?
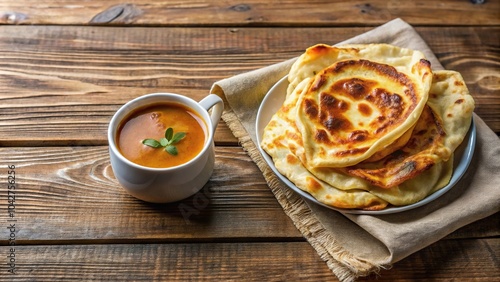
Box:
[199, 94, 224, 133]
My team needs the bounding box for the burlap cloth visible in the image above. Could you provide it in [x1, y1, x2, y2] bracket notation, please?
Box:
[210, 18, 500, 281]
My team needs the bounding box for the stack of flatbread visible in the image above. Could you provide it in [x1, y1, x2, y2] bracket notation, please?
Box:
[261, 43, 475, 210]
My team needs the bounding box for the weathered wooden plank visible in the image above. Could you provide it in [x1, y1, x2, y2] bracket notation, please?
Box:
[0, 145, 497, 243]
[0, 26, 498, 146]
[0, 146, 302, 242]
[1, 242, 332, 280]
[445, 213, 500, 240]
[0, 239, 498, 281]
[0, 0, 498, 26]
[361, 238, 500, 281]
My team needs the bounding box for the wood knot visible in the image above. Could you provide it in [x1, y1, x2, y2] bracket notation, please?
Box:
[229, 4, 251, 12]
[357, 3, 372, 14]
[0, 12, 28, 24]
[90, 3, 143, 24]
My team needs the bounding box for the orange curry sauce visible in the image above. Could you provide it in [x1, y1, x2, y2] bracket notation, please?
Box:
[117, 103, 207, 168]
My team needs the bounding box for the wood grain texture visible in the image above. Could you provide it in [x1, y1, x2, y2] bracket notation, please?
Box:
[0, 26, 498, 146]
[0, 146, 302, 243]
[361, 238, 500, 281]
[0, 0, 498, 26]
[0, 239, 498, 281]
[1, 243, 333, 280]
[0, 146, 497, 244]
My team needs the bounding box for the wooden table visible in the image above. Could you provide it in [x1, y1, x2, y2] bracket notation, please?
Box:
[1, 1, 498, 280]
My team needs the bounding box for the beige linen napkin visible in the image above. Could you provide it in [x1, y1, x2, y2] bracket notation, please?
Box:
[210, 18, 500, 281]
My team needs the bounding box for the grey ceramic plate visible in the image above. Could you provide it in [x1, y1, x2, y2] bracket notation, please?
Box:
[256, 76, 476, 215]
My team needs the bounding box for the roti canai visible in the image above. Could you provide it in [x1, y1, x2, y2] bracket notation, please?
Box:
[296, 58, 432, 168]
[260, 44, 474, 210]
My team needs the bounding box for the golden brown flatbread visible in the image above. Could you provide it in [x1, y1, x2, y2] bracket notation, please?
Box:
[338, 70, 475, 189]
[340, 105, 447, 188]
[296, 58, 432, 167]
[261, 79, 389, 210]
[260, 44, 475, 210]
[287, 43, 432, 97]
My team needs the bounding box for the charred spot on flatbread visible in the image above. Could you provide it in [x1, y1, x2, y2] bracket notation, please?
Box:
[341, 105, 447, 189]
[297, 58, 431, 168]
